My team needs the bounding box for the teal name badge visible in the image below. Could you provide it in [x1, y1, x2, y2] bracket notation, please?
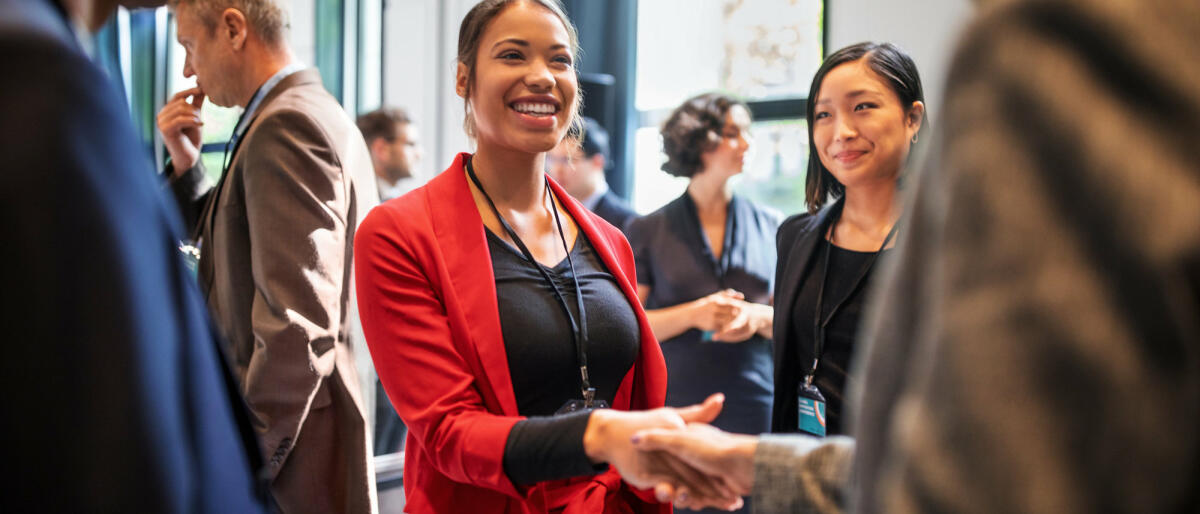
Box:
[179, 241, 200, 280]
[797, 396, 827, 437]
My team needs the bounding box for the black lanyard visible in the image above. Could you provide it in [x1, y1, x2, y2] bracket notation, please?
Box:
[466, 158, 598, 408]
[805, 212, 899, 385]
[189, 98, 256, 245]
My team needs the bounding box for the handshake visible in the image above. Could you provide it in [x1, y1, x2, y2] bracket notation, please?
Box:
[583, 393, 760, 511]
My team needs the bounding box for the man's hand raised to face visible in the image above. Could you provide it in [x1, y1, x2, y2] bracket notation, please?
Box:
[156, 86, 205, 173]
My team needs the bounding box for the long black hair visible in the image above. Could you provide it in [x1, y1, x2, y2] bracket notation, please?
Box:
[804, 42, 927, 213]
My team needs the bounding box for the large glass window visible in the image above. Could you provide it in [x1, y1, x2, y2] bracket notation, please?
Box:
[166, 14, 241, 181]
[633, 0, 823, 217]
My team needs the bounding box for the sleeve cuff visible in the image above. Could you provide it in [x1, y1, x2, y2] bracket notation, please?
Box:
[752, 434, 854, 514]
[502, 410, 607, 485]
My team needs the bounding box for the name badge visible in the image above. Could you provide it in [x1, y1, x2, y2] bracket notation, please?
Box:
[797, 381, 827, 437]
[179, 241, 200, 279]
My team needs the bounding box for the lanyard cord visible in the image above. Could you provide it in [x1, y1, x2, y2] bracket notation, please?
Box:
[806, 211, 899, 385]
[189, 94, 257, 244]
[465, 157, 596, 404]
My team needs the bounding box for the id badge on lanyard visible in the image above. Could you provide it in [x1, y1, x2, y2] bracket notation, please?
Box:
[179, 240, 200, 279]
[799, 209, 898, 436]
[468, 157, 606, 416]
[797, 375, 827, 437]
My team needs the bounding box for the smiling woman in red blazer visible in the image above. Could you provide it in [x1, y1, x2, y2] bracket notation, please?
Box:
[354, 1, 732, 513]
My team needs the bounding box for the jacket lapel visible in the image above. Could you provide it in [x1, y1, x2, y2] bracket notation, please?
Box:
[427, 154, 520, 416]
[772, 199, 843, 353]
[196, 69, 323, 298]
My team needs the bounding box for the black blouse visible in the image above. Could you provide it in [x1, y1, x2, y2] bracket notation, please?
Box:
[488, 229, 640, 484]
[781, 241, 889, 435]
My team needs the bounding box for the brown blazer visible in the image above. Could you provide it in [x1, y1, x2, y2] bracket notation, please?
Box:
[170, 69, 378, 513]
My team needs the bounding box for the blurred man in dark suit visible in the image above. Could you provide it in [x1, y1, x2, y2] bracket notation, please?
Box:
[547, 117, 638, 232]
[0, 0, 266, 511]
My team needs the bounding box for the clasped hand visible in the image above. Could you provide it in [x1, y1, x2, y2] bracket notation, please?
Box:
[586, 393, 756, 511]
[694, 290, 771, 343]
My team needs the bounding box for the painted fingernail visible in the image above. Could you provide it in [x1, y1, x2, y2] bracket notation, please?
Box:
[630, 434, 642, 444]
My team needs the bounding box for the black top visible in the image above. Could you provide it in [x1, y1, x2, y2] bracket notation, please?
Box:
[626, 193, 780, 435]
[490, 229, 640, 484]
[780, 241, 887, 435]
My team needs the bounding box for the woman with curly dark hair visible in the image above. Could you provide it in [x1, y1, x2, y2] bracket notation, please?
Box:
[626, 92, 780, 466]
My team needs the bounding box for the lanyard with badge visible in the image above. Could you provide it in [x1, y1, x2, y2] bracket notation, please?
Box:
[177, 65, 301, 277]
[466, 157, 607, 413]
[177, 87, 260, 276]
[797, 210, 898, 436]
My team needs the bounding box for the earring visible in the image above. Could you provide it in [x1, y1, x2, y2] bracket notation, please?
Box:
[911, 133, 919, 144]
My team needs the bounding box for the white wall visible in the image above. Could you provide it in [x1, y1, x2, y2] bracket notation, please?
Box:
[827, 0, 975, 121]
[383, 0, 476, 183]
[289, 0, 316, 67]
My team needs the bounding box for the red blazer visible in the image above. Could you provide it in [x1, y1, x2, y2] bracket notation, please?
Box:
[355, 153, 671, 513]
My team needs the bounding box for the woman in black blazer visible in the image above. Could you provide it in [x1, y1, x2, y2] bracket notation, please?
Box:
[771, 42, 927, 435]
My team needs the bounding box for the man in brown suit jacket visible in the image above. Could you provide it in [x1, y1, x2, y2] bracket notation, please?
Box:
[157, 1, 377, 512]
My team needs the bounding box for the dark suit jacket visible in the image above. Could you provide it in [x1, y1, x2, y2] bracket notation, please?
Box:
[591, 189, 638, 233]
[354, 153, 670, 514]
[0, 0, 264, 511]
[770, 199, 842, 433]
[170, 69, 377, 512]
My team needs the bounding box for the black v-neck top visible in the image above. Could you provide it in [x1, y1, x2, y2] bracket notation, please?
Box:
[487, 229, 640, 484]
[781, 240, 889, 435]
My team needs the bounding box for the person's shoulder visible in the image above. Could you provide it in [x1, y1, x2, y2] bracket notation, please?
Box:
[0, 0, 77, 51]
[737, 196, 785, 228]
[623, 199, 674, 241]
[779, 211, 817, 235]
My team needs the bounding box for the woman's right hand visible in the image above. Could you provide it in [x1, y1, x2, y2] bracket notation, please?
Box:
[690, 289, 744, 333]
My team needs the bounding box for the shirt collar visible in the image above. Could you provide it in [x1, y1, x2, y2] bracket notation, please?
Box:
[232, 62, 305, 141]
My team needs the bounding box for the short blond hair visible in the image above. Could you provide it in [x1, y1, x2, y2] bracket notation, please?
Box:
[169, 0, 289, 45]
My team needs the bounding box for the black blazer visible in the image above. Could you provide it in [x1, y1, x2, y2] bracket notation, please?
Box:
[769, 199, 843, 433]
[591, 189, 638, 234]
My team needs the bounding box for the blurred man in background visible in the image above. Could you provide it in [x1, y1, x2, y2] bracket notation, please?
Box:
[547, 117, 637, 232]
[357, 107, 425, 202]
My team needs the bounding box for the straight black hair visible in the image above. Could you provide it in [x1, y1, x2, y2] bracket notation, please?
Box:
[804, 42, 927, 213]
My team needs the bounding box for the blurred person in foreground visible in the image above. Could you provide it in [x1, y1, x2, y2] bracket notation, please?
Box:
[0, 0, 265, 511]
[626, 0, 1200, 512]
